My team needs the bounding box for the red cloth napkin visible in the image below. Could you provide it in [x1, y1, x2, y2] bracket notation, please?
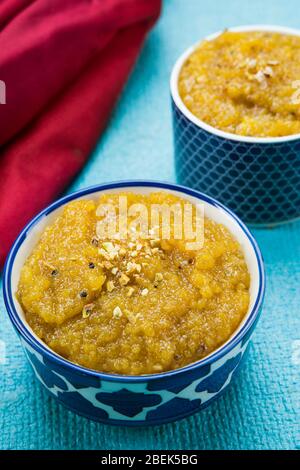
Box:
[0, 0, 161, 268]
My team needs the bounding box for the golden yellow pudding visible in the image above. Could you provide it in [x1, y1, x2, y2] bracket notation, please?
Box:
[179, 31, 300, 137]
[17, 192, 250, 375]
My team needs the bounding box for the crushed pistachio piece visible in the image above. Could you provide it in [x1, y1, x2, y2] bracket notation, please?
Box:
[113, 306, 123, 319]
[82, 303, 95, 318]
[98, 248, 111, 261]
[135, 263, 142, 273]
[101, 242, 120, 260]
[91, 237, 99, 247]
[263, 66, 273, 77]
[107, 280, 115, 292]
[126, 261, 135, 273]
[119, 273, 130, 286]
[126, 286, 135, 297]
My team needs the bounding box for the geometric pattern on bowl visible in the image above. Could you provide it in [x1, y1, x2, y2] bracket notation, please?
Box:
[22, 338, 250, 426]
[172, 100, 300, 226]
[3, 181, 265, 426]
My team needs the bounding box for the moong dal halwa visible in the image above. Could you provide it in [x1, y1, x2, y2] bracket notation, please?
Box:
[17, 193, 250, 375]
[179, 31, 300, 137]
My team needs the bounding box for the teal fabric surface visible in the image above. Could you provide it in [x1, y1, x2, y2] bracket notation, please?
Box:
[0, 0, 299, 450]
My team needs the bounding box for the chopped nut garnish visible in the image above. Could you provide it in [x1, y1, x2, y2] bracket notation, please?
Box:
[119, 273, 130, 286]
[113, 306, 123, 319]
[101, 242, 119, 260]
[103, 260, 113, 269]
[141, 288, 149, 296]
[253, 70, 267, 83]
[263, 66, 273, 77]
[98, 248, 111, 261]
[126, 261, 141, 273]
[135, 263, 142, 273]
[126, 286, 135, 297]
[107, 281, 115, 292]
[111, 267, 118, 275]
[126, 261, 135, 273]
[82, 303, 95, 318]
[91, 237, 99, 247]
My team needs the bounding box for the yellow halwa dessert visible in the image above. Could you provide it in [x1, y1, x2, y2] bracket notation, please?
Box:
[17, 192, 250, 375]
[179, 31, 300, 137]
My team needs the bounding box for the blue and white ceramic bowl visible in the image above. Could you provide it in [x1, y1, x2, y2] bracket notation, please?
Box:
[3, 181, 265, 426]
[171, 25, 300, 226]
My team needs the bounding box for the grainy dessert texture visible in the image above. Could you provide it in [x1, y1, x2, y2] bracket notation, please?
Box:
[17, 192, 250, 375]
[179, 31, 300, 137]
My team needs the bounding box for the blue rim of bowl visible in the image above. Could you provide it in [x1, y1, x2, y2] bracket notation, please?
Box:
[3, 180, 265, 383]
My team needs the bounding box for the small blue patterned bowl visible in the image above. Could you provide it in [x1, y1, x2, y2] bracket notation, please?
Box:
[171, 25, 300, 226]
[3, 181, 265, 426]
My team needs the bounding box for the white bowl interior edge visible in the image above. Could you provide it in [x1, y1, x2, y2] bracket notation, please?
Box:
[10, 186, 260, 369]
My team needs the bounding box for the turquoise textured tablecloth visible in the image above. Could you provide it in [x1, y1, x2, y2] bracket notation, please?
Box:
[0, 0, 299, 450]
